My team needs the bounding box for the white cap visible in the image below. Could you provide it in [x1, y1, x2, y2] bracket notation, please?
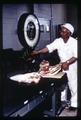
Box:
[62, 23, 74, 34]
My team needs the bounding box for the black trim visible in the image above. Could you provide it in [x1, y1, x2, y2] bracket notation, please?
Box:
[17, 13, 40, 53]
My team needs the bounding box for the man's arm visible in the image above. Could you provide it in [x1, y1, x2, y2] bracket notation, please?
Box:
[66, 57, 77, 65]
[61, 57, 77, 71]
[31, 47, 49, 56]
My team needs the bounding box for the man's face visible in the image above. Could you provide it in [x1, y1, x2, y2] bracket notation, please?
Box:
[60, 27, 71, 42]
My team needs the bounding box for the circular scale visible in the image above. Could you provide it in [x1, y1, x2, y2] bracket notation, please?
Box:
[17, 13, 40, 55]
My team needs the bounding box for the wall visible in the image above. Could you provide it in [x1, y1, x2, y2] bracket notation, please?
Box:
[66, 4, 78, 38]
[34, 4, 66, 50]
[2, 4, 77, 50]
[2, 4, 31, 50]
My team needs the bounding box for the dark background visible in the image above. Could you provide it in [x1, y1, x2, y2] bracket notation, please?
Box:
[0, 0, 81, 118]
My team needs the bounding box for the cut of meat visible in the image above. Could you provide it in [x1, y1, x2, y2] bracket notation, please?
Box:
[23, 72, 41, 83]
[10, 72, 41, 84]
[10, 64, 62, 84]
[49, 64, 61, 74]
[39, 63, 62, 76]
[39, 60, 49, 69]
[38, 69, 49, 76]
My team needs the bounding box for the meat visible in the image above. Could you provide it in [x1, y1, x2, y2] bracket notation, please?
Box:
[39, 60, 49, 68]
[49, 64, 62, 75]
[39, 60, 61, 76]
[24, 72, 41, 83]
[10, 60, 62, 84]
[10, 72, 41, 84]
[38, 60, 49, 75]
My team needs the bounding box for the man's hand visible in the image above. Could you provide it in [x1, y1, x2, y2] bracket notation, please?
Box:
[61, 62, 69, 71]
[30, 51, 39, 57]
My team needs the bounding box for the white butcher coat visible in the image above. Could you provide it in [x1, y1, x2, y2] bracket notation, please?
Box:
[46, 36, 77, 107]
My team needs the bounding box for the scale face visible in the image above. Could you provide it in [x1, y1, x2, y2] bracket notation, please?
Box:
[17, 13, 40, 50]
[24, 14, 40, 48]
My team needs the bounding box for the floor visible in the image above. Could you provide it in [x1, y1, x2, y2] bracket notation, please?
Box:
[59, 108, 77, 117]
[24, 107, 78, 118]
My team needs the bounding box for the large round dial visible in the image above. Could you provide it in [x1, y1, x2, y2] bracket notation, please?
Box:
[17, 13, 40, 49]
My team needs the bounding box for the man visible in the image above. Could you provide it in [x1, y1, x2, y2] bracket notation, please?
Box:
[31, 23, 77, 111]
